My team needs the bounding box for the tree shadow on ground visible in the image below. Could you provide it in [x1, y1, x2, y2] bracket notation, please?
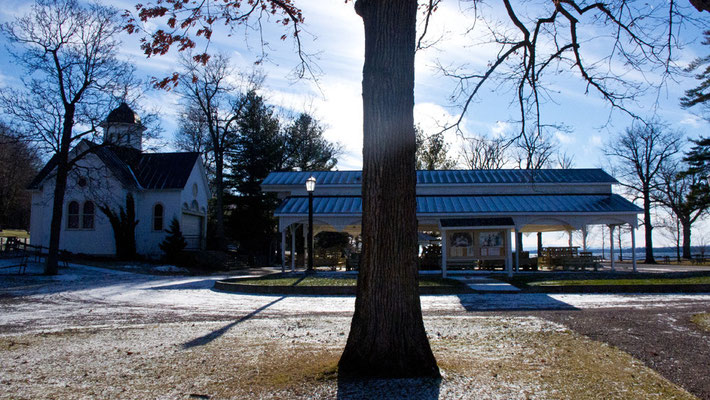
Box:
[337, 376, 441, 400]
[456, 293, 579, 312]
[181, 296, 285, 349]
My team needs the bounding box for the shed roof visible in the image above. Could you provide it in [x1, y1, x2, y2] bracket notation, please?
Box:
[262, 169, 617, 187]
[275, 194, 641, 216]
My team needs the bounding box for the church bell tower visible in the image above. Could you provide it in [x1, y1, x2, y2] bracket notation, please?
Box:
[100, 103, 146, 151]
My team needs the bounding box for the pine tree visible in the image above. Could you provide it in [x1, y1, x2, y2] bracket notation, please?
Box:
[160, 218, 187, 263]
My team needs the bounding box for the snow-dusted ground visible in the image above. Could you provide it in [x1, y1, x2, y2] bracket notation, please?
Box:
[1, 261, 703, 399]
[2, 261, 710, 335]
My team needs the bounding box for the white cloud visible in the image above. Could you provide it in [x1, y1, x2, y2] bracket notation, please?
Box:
[491, 121, 511, 138]
[679, 114, 703, 128]
[555, 131, 575, 144]
[589, 135, 603, 147]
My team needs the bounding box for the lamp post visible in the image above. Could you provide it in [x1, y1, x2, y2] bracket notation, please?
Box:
[306, 176, 316, 273]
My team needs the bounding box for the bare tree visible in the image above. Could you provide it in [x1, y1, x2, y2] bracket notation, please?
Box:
[174, 53, 246, 250]
[440, 1, 705, 139]
[653, 162, 710, 259]
[513, 126, 559, 170]
[556, 151, 576, 169]
[657, 210, 683, 262]
[0, 0, 141, 274]
[605, 120, 682, 263]
[459, 134, 510, 169]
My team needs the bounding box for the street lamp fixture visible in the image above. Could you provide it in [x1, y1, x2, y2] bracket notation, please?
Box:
[306, 176, 316, 273]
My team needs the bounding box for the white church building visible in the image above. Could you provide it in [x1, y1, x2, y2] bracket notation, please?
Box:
[28, 103, 210, 257]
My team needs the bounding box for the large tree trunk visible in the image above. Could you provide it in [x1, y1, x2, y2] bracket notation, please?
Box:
[681, 220, 692, 260]
[643, 188, 655, 264]
[45, 105, 75, 275]
[339, 0, 439, 378]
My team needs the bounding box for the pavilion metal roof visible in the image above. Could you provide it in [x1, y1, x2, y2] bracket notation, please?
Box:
[275, 194, 642, 216]
[262, 169, 618, 187]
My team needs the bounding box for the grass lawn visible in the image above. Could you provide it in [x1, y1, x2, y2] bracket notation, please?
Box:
[691, 313, 710, 332]
[235, 274, 463, 287]
[527, 276, 710, 287]
[0, 316, 695, 399]
[0, 230, 29, 239]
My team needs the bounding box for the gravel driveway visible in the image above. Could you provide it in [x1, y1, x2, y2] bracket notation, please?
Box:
[533, 306, 710, 399]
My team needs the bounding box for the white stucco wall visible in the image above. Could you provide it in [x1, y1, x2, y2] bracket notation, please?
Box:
[29, 150, 209, 258]
[29, 150, 125, 256]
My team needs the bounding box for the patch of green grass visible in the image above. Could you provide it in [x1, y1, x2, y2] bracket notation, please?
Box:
[235, 275, 463, 287]
[528, 276, 710, 286]
[691, 313, 710, 332]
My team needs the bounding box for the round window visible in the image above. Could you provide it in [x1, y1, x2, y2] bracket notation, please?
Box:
[78, 177, 87, 187]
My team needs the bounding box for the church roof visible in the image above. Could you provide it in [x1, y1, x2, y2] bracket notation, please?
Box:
[28, 142, 201, 191]
[105, 102, 141, 124]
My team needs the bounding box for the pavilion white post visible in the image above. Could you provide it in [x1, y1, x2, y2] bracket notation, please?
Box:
[515, 228, 520, 273]
[506, 228, 513, 278]
[609, 224, 616, 271]
[281, 229, 286, 273]
[631, 225, 637, 273]
[290, 225, 296, 272]
[582, 226, 588, 252]
[441, 229, 448, 279]
[568, 230, 573, 247]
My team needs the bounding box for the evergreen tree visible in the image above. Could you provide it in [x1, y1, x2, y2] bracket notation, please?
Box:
[681, 31, 710, 119]
[281, 113, 341, 171]
[160, 218, 187, 263]
[226, 90, 282, 261]
[415, 125, 456, 170]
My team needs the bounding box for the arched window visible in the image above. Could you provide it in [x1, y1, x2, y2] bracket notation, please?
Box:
[82, 201, 95, 229]
[67, 201, 80, 229]
[153, 204, 164, 231]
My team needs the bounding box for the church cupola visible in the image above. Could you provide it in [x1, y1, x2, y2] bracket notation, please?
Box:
[100, 102, 146, 151]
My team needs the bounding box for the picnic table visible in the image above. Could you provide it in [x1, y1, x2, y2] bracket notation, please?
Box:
[539, 247, 599, 271]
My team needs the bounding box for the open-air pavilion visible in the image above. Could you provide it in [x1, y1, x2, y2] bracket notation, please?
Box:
[262, 169, 643, 277]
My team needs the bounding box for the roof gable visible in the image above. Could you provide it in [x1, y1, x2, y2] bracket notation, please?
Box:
[28, 143, 201, 191]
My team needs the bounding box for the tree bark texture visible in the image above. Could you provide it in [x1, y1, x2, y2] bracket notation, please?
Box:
[643, 188, 656, 264]
[682, 221, 692, 260]
[339, 0, 439, 378]
[45, 105, 76, 275]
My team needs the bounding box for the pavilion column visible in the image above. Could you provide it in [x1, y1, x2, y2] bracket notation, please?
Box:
[568, 230, 573, 247]
[281, 229, 286, 273]
[537, 232, 543, 258]
[515, 228, 521, 273]
[441, 229, 448, 279]
[290, 225, 296, 272]
[631, 225, 637, 273]
[609, 225, 616, 271]
[582, 226, 588, 251]
[506, 228, 513, 277]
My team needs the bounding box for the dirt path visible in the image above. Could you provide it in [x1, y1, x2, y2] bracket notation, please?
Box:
[533, 306, 710, 400]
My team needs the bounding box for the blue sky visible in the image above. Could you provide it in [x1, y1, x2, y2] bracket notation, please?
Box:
[1, 0, 708, 249]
